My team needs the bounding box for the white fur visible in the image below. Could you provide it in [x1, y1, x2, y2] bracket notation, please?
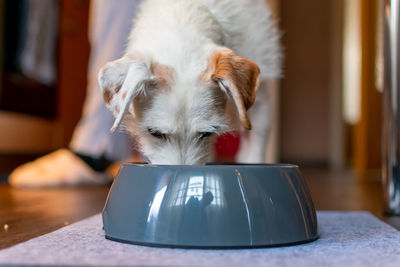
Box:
[99, 0, 282, 164]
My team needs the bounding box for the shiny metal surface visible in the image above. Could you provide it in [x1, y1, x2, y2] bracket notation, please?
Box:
[102, 164, 318, 248]
[383, 0, 400, 214]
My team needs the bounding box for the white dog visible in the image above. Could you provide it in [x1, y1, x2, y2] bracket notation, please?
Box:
[99, 0, 281, 165]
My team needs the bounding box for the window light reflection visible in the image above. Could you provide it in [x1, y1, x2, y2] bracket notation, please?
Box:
[169, 174, 224, 207]
[185, 176, 204, 204]
[147, 185, 167, 223]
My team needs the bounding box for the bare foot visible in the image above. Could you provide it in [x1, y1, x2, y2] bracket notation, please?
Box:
[9, 149, 111, 188]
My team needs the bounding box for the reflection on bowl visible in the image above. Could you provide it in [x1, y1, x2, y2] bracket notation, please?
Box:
[102, 163, 318, 248]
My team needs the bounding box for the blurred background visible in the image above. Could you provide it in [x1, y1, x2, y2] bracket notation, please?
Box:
[0, 0, 382, 178]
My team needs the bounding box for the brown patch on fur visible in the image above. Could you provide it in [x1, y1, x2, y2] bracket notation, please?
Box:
[115, 84, 121, 94]
[133, 96, 152, 121]
[122, 92, 127, 100]
[151, 62, 174, 89]
[205, 48, 260, 130]
[199, 57, 215, 84]
[103, 90, 113, 104]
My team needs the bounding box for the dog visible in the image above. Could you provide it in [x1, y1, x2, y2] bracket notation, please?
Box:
[98, 0, 282, 165]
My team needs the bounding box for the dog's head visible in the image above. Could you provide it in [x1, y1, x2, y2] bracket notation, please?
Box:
[98, 47, 260, 164]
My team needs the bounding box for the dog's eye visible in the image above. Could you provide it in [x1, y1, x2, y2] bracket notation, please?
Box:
[199, 132, 213, 139]
[148, 128, 166, 139]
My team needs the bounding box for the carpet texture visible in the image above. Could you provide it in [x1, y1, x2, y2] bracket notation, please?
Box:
[0, 211, 399, 266]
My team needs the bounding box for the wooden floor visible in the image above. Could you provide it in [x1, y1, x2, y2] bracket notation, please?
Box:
[0, 167, 399, 250]
[0, 185, 109, 249]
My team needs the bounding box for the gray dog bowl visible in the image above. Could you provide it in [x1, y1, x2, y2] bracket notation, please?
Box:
[102, 163, 318, 248]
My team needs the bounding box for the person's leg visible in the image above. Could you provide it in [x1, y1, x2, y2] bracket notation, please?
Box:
[9, 0, 142, 187]
[70, 0, 142, 162]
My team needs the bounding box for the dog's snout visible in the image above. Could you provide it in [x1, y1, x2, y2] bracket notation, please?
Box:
[147, 142, 208, 165]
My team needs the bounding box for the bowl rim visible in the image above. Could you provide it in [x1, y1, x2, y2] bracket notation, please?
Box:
[123, 162, 299, 168]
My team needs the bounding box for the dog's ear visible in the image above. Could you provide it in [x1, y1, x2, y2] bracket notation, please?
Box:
[210, 48, 260, 130]
[98, 56, 151, 133]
